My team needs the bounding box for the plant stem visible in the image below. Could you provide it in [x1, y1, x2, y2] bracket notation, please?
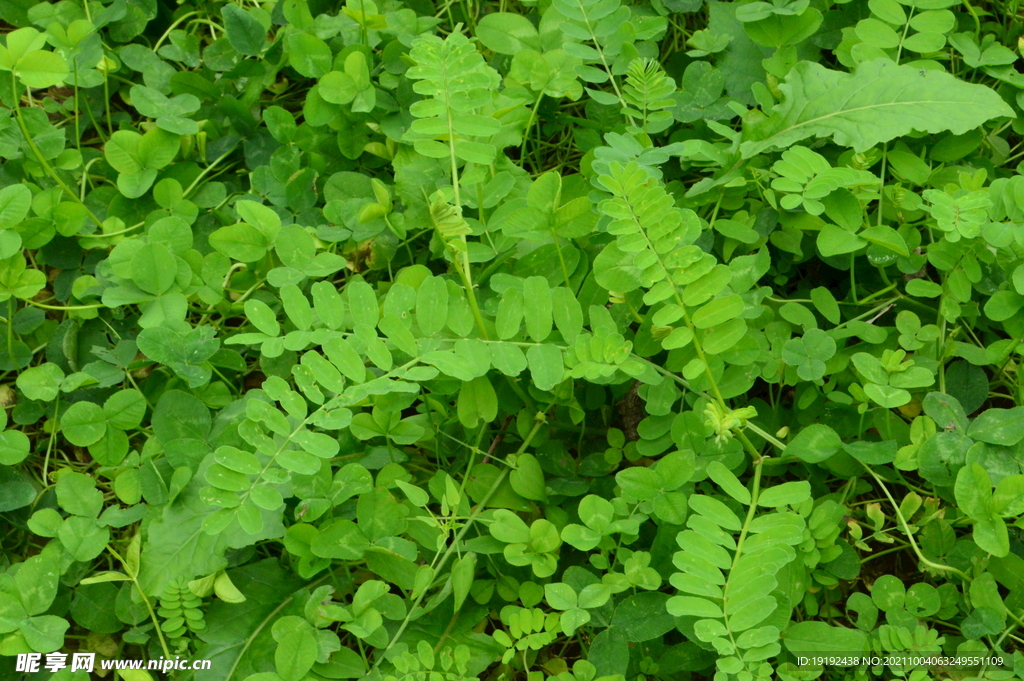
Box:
[731, 442, 764, 570]
[6, 298, 13, 360]
[223, 569, 340, 681]
[153, 11, 199, 51]
[13, 76, 104, 227]
[27, 300, 105, 311]
[41, 393, 60, 482]
[103, 67, 113, 137]
[960, 0, 981, 35]
[455, 258, 490, 341]
[105, 545, 174, 661]
[858, 461, 971, 581]
[371, 411, 548, 669]
[877, 142, 888, 227]
[183, 148, 235, 198]
[521, 91, 543, 170]
[717, 438, 765, 668]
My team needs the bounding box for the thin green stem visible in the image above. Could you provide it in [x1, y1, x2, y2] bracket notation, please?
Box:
[82, 85, 108, 143]
[551, 231, 573, 290]
[371, 411, 549, 669]
[714, 436, 766, 669]
[858, 542, 912, 563]
[432, 58, 488, 340]
[105, 545, 173, 661]
[73, 67, 81, 158]
[153, 11, 199, 51]
[858, 461, 971, 581]
[86, 221, 145, 239]
[13, 76, 104, 226]
[41, 393, 60, 482]
[27, 300, 105, 311]
[183, 149, 235, 198]
[729, 440, 765, 570]
[455, 260, 490, 341]
[224, 569, 339, 681]
[102, 67, 113, 137]
[961, 0, 981, 35]
[877, 142, 888, 227]
[6, 299, 13, 360]
[576, 10, 634, 127]
[190, 18, 223, 37]
[894, 4, 916, 66]
[850, 253, 859, 304]
[521, 91, 544, 171]
[859, 282, 897, 305]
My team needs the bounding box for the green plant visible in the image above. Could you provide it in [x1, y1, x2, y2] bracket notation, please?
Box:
[3, 0, 1024, 679]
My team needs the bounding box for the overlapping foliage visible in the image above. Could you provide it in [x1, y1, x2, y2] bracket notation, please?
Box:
[2, 0, 1024, 678]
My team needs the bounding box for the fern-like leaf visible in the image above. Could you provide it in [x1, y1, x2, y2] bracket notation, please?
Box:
[404, 31, 503, 166]
[591, 158, 703, 295]
[550, 0, 638, 121]
[667, 481, 815, 681]
[622, 58, 676, 133]
[590, 144, 758, 362]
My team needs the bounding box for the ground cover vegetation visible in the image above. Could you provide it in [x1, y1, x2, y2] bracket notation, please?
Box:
[1, 0, 1024, 677]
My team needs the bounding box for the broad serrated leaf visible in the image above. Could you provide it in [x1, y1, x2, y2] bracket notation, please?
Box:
[742, 59, 1013, 157]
